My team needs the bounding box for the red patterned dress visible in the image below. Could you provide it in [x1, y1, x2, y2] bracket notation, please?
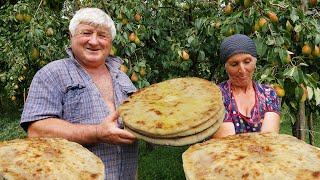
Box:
[218, 80, 280, 134]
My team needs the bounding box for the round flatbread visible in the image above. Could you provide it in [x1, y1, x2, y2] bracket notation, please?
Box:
[119, 77, 223, 136]
[125, 112, 224, 146]
[0, 138, 105, 180]
[182, 132, 320, 180]
[130, 107, 225, 138]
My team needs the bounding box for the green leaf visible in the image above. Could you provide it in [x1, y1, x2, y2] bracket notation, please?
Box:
[263, 67, 272, 76]
[283, 66, 297, 78]
[290, 8, 299, 23]
[198, 50, 205, 61]
[306, 75, 317, 88]
[266, 36, 275, 45]
[311, 72, 319, 81]
[255, 39, 267, 56]
[127, 24, 133, 31]
[277, 79, 284, 88]
[298, 63, 308, 67]
[276, 36, 284, 45]
[315, 88, 320, 106]
[307, 86, 313, 100]
[289, 101, 298, 111]
[279, 48, 287, 64]
[294, 25, 302, 33]
[154, 29, 160, 36]
[39, 45, 49, 55]
[293, 68, 303, 84]
[315, 34, 320, 44]
[187, 36, 194, 44]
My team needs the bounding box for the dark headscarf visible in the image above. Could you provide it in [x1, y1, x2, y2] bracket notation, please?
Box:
[220, 34, 257, 64]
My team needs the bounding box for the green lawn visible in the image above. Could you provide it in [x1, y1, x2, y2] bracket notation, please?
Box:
[1, 109, 319, 180]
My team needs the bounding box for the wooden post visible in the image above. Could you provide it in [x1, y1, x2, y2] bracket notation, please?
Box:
[298, 102, 306, 141]
[308, 112, 314, 145]
[74, 0, 79, 11]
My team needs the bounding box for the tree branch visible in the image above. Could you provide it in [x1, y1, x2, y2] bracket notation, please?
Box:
[100, 0, 111, 16]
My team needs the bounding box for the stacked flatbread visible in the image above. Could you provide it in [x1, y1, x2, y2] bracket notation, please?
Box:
[0, 138, 105, 180]
[119, 77, 224, 146]
[182, 132, 320, 180]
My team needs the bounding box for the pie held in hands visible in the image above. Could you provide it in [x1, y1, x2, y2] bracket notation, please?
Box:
[119, 77, 224, 146]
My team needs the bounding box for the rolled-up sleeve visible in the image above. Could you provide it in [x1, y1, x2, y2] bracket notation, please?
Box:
[20, 66, 63, 132]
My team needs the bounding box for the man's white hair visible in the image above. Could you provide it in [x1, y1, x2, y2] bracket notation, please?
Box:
[69, 8, 116, 40]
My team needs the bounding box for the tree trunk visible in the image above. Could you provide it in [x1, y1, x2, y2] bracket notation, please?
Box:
[297, 102, 306, 141]
[301, 0, 308, 12]
[74, 0, 79, 11]
[308, 112, 314, 145]
[294, 113, 299, 138]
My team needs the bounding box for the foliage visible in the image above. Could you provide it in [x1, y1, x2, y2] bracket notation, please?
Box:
[0, 0, 69, 107]
[0, 0, 320, 130]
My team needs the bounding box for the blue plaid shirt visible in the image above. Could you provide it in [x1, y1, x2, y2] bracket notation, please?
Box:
[21, 48, 138, 180]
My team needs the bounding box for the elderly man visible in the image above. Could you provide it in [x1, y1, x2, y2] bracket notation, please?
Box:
[21, 8, 138, 179]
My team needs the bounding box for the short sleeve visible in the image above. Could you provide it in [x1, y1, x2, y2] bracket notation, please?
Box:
[20, 66, 63, 132]
[258, 83, 280, 115]
[265, 87, 280, 114]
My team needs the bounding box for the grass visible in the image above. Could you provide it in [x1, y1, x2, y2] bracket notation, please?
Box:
[0, 109, 27, 141]
[1, 108, 319, 180]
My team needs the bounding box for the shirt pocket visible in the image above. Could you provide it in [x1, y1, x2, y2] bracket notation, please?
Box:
[63, 85, 87, 123]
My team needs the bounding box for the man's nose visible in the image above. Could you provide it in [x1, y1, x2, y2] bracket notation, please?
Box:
[88, 33, 99, 45]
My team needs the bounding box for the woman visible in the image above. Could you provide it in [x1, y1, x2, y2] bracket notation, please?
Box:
[213, 34, 280, 138]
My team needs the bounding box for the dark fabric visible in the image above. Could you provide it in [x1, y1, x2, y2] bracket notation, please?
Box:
[220, 34, 257, 64]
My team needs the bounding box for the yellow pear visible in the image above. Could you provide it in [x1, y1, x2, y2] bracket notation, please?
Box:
[129, 33, 135, 42]
[131, 72, 139, 82]
[119, 65, 128, 74]
[182, 50, 189, 60]
[302, 44, 312, 56]
[225, 4, 232, 16]
[267, 11, 278, 23]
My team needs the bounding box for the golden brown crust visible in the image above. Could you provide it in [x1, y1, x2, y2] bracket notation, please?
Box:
[128, 107, 225, 138]
[182, 132, 320, 180]
[0, 138, 105, 180]
[125, 114, 223, 146]
[119, 77, 223, 136]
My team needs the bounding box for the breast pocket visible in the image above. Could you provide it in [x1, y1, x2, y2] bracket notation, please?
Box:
[63, 85, 87, 123]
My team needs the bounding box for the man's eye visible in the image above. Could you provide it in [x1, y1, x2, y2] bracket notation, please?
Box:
[99, 33, 111, 39]
[79, 31, 92, 36]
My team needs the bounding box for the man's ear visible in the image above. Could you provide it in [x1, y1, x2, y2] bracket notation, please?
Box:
[69, 32, 72, 39]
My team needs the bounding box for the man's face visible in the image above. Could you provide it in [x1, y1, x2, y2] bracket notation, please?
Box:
[71, 23, 112, 68]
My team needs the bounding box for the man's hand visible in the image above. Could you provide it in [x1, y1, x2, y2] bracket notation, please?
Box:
[96, 111, 137, 144]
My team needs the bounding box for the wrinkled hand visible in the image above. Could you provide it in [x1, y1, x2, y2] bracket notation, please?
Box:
[96, 111, 137, 144]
